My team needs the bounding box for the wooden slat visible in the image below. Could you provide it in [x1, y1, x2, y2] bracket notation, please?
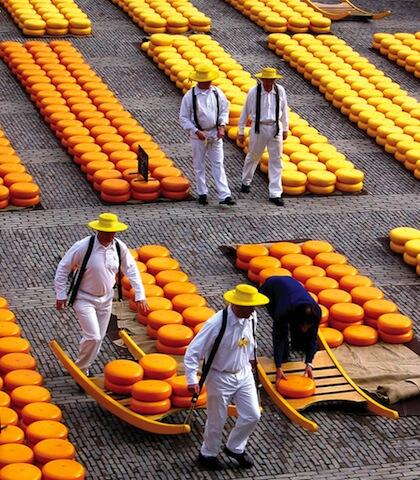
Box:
[289, 391, 366, 410]
[313, 376, 349, 387]
[312, 384, 355, 394]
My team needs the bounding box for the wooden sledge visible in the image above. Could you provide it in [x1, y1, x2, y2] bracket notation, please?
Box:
[257, 329, 399, 432]
[302, 0, 390, 20]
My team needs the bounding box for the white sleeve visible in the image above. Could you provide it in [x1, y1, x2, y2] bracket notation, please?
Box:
[179, 90, 196, 133]
[54, 238, 89, 301]
[184, 313, 220, 385]
[238, 89, 254, 135]
[217, 88, 229, 126]
[280, 88, 289, 132]
[118, 241, 145, 301]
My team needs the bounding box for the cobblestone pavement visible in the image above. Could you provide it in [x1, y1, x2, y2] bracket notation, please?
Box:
[0, 0, 419, 478]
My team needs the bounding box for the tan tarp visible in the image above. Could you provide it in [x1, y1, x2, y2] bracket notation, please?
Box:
[333, 343, 420, 404]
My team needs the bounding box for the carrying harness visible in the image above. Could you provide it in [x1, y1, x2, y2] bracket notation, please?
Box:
[254, 82, 280, 137]
[192, 86, 220, 131]
[67, 236, 122, 307]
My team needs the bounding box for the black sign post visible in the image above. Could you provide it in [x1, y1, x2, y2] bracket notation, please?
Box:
[137, 145, 149, 182]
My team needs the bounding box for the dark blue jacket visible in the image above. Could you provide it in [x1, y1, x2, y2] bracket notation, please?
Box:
[259, 276, 321, 368]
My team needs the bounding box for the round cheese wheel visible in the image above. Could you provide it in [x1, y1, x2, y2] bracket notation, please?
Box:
[155, 270, 188, 287]
[130, 398, 171, 415]
[320, 327, 344, 347]
[0, 408, 17, 427]
[163, 281, 197, 299]
[0, 463, 41, 480]
[171, 392, 207, 408]
[143, 284, 164, 298]
[0, 353, 36, 374]
[33, 438, 75, 465]
[325, 264, 358, 281]
[156, 341, 188, 356]
[157, 324, 194, 347]
[172, 293, 206, 313]
[363, 299, 398, 319]
[0, 322, 20, 338]
[137, 245, 170, 262]
[329, 302, 365, 323]
[317, 288, 352, 308]
[281, 253, 313, 271]
[25, 420, 68, 445]
[389, 226, 420, 245]
[146, 257, 179, 276]
[0, 425, 24, 445]
[292, 265, 326, 284]
[21, 402, 62, 425]
[140, 353, 177, 380]
[343, 325, 378, 346]
[0, 444, 34, 468]
[269, 242, 301, 258]
[0, 311, 15, 323]
[350, 286, 384, 305]
[41, 459, 85, 480]
[131, 380, 172, 402]
[182, 306, 215, 327]
[249, 255, 281, 274]
[378, 330, 413, 344]
[11, 385, 51, 408]
[305, 276, 339, 294]
[147, 310, 183, 331]
[377, 313, 413, 335]
[168, 375, 206, 397]
[314, 252, 347, 268]
[339, 275, 373, 292]
[104, 359, 144, 385]
[301, 240, 334, 258]
[276, 375, 316, 399]
[237, 244, 269, 262]
[4, 369, 43, 391]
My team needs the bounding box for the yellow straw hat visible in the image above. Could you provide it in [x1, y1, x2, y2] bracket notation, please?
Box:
[190, 64, 218, 82]
[255, 67, 283, 79]
[88, 212, 128, 232]
[224, 284, 269, 306]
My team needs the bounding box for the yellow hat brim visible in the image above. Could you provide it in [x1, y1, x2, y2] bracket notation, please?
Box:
[88, 220, 128, 232]
[223, 290, 269, 306]
[190, 71, 219, 82]
[255, 73, 282, 79]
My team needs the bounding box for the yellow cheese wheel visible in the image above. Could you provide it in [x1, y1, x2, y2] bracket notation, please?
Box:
[276, 375, 315, 398]
[140, 273, 156, 286]
[404, 239, 420, 257]
[147, 310, 183, 331]
[0, 425, 24, 445]
[163, 281, 197, 299]
[137, 245, 170, 262]
[182, 306, 215, 327]
[132, 380, 172, 402]
[146, 257, 180, 276]
[33, 438, 75, 465]
[378, 330, 413, 344]
[144, 284, 164, 298]
[4, 369, 43, 391]
[140, 353, 177, 380]
[41, 459, 85, 480]
[21, 402, 62, 425]
[172, 293, 206, 313]
[377, 313, 413, 335]
[0, 311, 15, 323]
[269, 242, 302, 258]
[330, 319, 363, 331]
[0, 444, 34, 468]
[314, 252, 347, 268]
[343, 325, 378, 346]
[363, 299, 398, 319]
[281, 253, 313, 271]
[0, 353, 36, 374]
[171, 392, 207, 408]
[0, 322, 20, 338]
[130, 398, 171, 415]
[305, 276, 339, 294]
[320, 327, 344, 347]
[325, 264, 358, 281]
[317, 288, 352, 308]
[104, 359, 144, 385]
[339, 275, 372, 292]
[0, 300, 8, 310]
[389, 226, 420, 245]
[350, 286, 384, 305]
[155, 270, 189, 287]
[157, 324, 194, 347]
[329, 302, 365, 323]
[237, 244, 269, 262]
[11, 385, 51, 408]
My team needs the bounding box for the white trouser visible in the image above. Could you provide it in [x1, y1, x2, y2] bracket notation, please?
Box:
[201, 365, 260, 457]
[242, 123, 283, 198]
[72, 290, 114, 371]
[191, 132, 231, 201]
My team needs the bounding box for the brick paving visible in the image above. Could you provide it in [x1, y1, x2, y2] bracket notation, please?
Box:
[0, 0, 419, 478]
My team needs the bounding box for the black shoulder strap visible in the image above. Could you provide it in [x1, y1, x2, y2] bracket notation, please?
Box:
[115, 240, 123, 302]
[192, 87, 202, 131]
[274, 83, 280, 137]
[255, 83, 262, 134]
[198, 307, 228, 391]
[68, 235, 95, 307]
[213, 88, 220, 128]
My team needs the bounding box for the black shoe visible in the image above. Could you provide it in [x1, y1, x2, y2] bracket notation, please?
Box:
[223, 447, 254, 469]
[241, 184, 250, 193]
[197, 453, 224, 471]
[269, 197, 284, 207]
[198, 194, 208, 205]
[219, 196, 236, 205]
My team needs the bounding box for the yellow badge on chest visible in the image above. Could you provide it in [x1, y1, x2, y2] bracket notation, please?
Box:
[238, 337, 249, 348]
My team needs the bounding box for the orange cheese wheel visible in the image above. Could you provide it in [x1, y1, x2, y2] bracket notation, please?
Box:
[130, 179, 160, 194]
[325, 263, 358, 280]
[41, 459, 85, 480]
[339, 275, 372, 292]
[137, 296, 173, 324]
[146, 325, 159, 340]
[140, 272, 156, 285]
[0, 392, 10, 408]
[292, 265, 326, 283]
[140, 353, 177, 380]
[0, 311, 15, 323]
[0, 463, 42, 480]
[182, 306, 215, 327]
[144, 284, 164, 298]
[0, 354, 36, 374]
[138, 245, 170, 262]
[0, 300, 8, 310]
[194, 323, 205, 335]
[343, 325, 378, 346]
[237, 244, 269, 262]
[156, 341, 188, 356]
[0, 338, 30, 357]
[377, 313, 413, 335]
[163, 282, 198, 299]
[247, 270, 260, 283]
[161, 190, 189, 201]
[11, 386, 51, 408]
[147, 310, 183, 331]
[100, 191, 130, 203]
[314, 252, 347, 268]
[305, 276, 338, 294]
[130, 398, 171, 415]
[26, 420, 68, 446]
[168, 375, 206, 397]
[100, 178, 130, 195]
[0, 322, 20, 338]
[103, 378, 133, 395]
[172, 293, 207, 313]
[171, 392, 207, 408]
[259, 267, 292, 284]
[235, 258, 249, 271]
[330, 319, 364, 331]
[276, 375, 316, 398]
[153, 269, 188, 287]
[160, 176, 190, 192]
[301, 240, 334, 258]
[320, 304, 329, 324]
[249, 256, 281, 274]
[329, 302, 365, 323]
[0, 425, 24, 445]
[146, 257, 179, 276]
[157, 324, 194, 347]
[33, 438, 75, 465]
[104, 359, 144, 386]
[0, 187, 9, 202]
[350, 286, 384, 305]
[152, 167, 182, 181]
[269, 242, 301, 258]
[0, 444, 34, 468]
[4, 370, 43, 391]
[3, 173, 33, 188]
[378, 330, 413, 344]
[21, 402, 62, 425]
[320, 327, 344, 347]
[10, 196, 40, 208]
[317, 288, 352, 308]
[0, 408, 18, 427]
[131, 380, 172, 402]
[363, 299, 398, 319]
[131, 190, 161, 202]
[281, 254, 313, 271]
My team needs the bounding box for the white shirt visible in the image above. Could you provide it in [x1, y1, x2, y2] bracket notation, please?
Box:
[184, 306, 257, 385]
[54, 235, 145, 301]
[238, 83, 289, 135]
[179, 86, 229, 136]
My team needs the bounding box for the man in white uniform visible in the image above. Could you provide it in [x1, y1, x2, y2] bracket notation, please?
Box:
[55, 213, 148, 374]
[185, 284, 269, 470]
[238, 67, 289, 206]
[179, 64, 235, 206]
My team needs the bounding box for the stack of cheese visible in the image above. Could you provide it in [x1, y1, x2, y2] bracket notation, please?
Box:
[389, 226, 420, 276]
[104, 359, 144, 395]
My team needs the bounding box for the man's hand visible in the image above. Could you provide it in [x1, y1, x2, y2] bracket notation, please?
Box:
[56, 300, 67, 310]
[217, 126, 225, 139]
[195, 130, 206, 140]
[282, 131, 288, 141]
[276, 367, 287, 382]
[304, 364, 314, 379]
[237, 134, 245, 145]
[188, 384, 200, 395]
[136, 300, 150, 317]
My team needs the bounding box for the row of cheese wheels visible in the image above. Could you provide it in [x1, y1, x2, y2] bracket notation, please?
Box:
[112, 0, 211, 34]
[224, 0, 331, 33]
[144, 33, 363, 196]
[0, 128, 40, 209]
[0, 0, 92, 36]
[0, 297, 86, 480]
[0, 40, 190, 204]
[389, 226, 420, 276]
[236, 240, 414, 345]
[373, 32, 420, 79]
[104, 357, 207, 414]
[122, 245, 214, 354]
[269, 33, 420, 179]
